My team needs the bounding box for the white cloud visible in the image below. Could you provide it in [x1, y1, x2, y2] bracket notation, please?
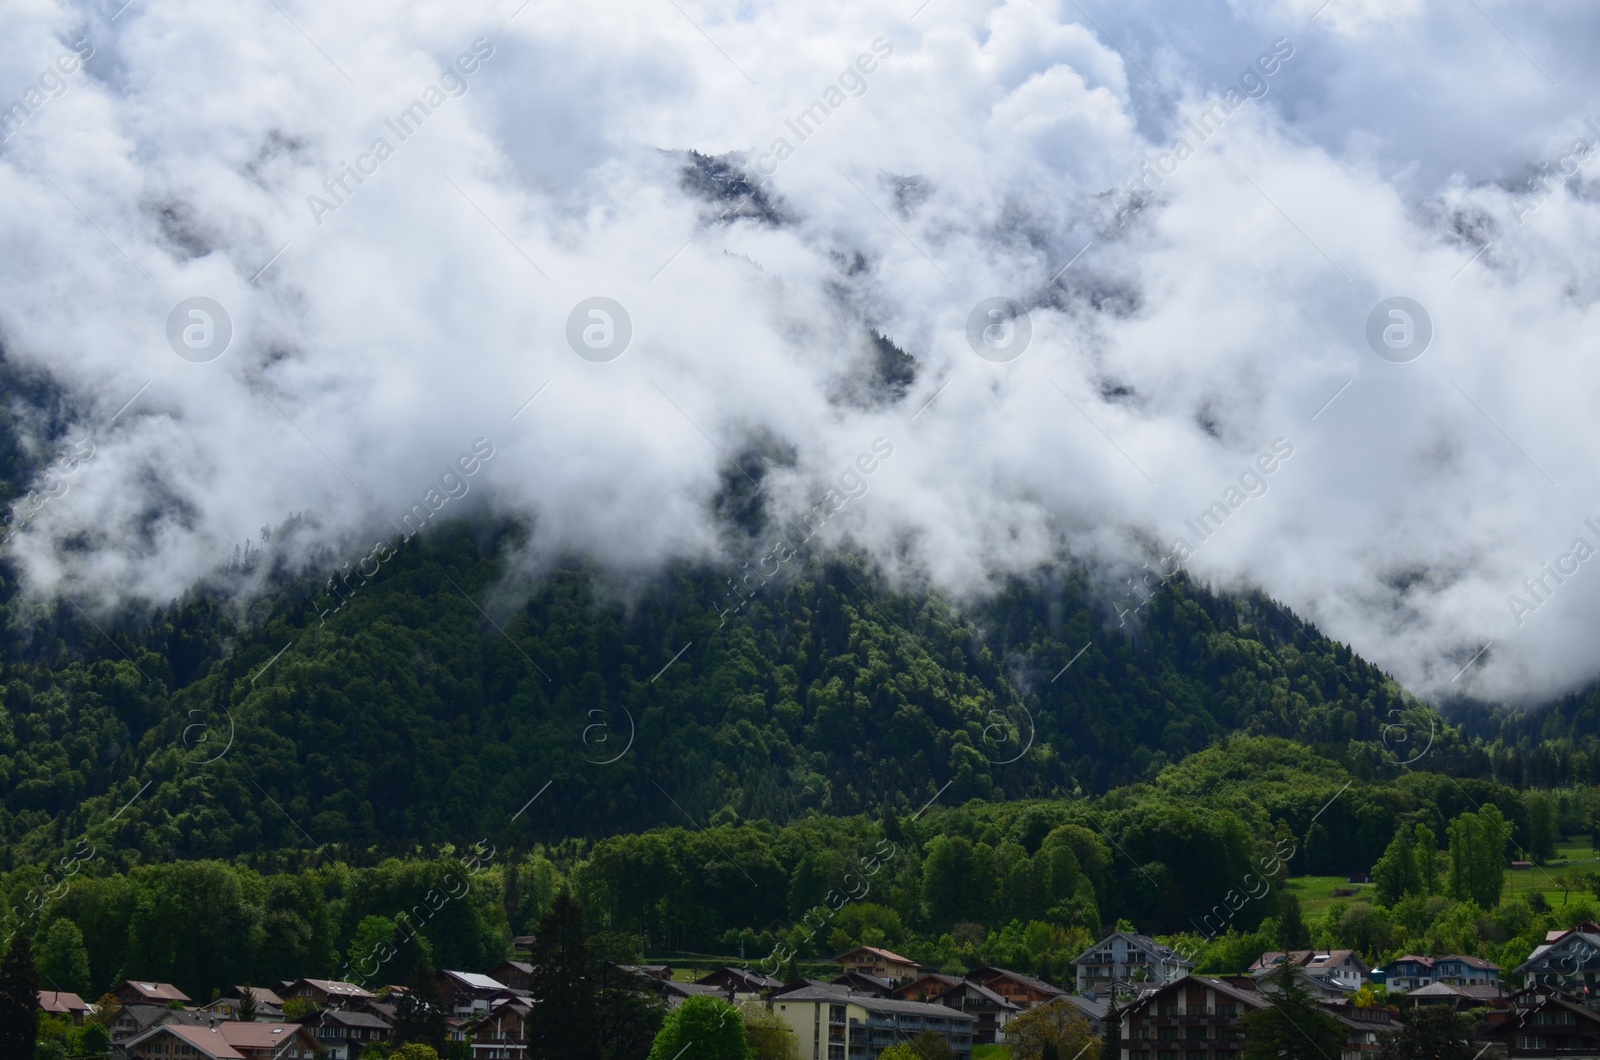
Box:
[3, 0, 1600, 704]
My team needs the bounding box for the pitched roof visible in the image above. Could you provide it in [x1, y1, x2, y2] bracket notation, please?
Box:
[1408, 982, 1472, 997]
[226, 985, 285, 1005]
[439, 970, 509, 992]
[968, 967, 1065, 996]
[769, 985, 977, 1021]
[133, 1026, 246, 1060]
[318, 1008, 394, 1028]
[1072, 931, 1195, 967]
[289, 978, 375, 999]
[836, 945, 918, 965]
[37, 991, 91, 1014]
[1382, 955, 1435, 970]
[113, 1006, 212, 1039]
[1437, 954, 1499, 970]
[1129, 975, 1271, 1014]
[118, 981, 192, 1002]
[127, 1021, 317, 1059]
[937, 980, 1020, 1011]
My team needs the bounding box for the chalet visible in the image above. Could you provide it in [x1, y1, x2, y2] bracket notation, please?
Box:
[308, 1008, 393, 1060]
[435, 970, 513, 1018]
[280, 979, 376, 1010]
[1406, 981, 1502, 1009]
[465, 996, 532, 1060]
[1324, 999, 1395, 1058]
[1379, 956, 1434, 992]
[110, 1005, 212, 1043]
[832, 971, 895, 997]
[930, 979, 1019, 1045]
[1120, 975, 1268, 1060]
[112, 981, 192, 1007]
[1434, 954, 1500, 988]
[489, 961, 534, 991]
[1071, 932, 1194, 992]
[893, 973, 964, 1003]
[834, 946, 921, 985]
[966, 967, 1066, 1009]
[124, 1021, 324, 1059]
[696, 966, 785, 999]
[770, 983, 975, 1060]
[615, 963, 673, 982]
[1249, 950, 1368, 992]
[205, 986, 286, 1022]
[1515, 924, 1600, 995]
[654, 979, 727, 1007]
[37, 990, 93, 1022]
[1057, 993, 1109, 1036]
[1482, 985, 1600, 1058]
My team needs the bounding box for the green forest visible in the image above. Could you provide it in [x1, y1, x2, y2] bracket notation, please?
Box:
[5, 352, 1600, 1028]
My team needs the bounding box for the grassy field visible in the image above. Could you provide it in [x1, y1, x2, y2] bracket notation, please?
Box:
[1500, 839, 1599, 905]
[973, 1045, 1012, 1060]
[1285, 840, 1600, 917]
[1285, 874, 1371, 916]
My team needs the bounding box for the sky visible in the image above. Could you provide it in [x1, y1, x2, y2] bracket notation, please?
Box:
[1, 0, 1598, 705]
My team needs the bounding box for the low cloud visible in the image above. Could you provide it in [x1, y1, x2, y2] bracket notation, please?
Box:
[2, 0, 1600, 705]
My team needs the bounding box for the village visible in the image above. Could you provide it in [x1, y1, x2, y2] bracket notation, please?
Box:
[29, 925, 1600, 1060]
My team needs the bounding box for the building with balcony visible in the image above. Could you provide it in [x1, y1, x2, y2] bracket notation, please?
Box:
[1072, 932, 1194, 992]
[1120, 975, 1266, 1060]
[770, 983, 975, 1060]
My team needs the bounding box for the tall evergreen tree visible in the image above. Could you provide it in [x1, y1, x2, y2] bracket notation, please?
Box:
[526, 890, 601, 1060]
[239, 985, 258, 1023]
[1372, 827, 1419, 907]
[1413, 824, 1439, 895]
[1239, 964, 1345, 1060]
[0, 931, 41, 1060]
[392, 960, 447, 1052]
[1276, 894, 1311, 951]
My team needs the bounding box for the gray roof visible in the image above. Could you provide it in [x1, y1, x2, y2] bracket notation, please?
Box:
[318, 1009, 394, 1028]
[772, 985, 976, 1022]
[1059, 994, 1109, 1020]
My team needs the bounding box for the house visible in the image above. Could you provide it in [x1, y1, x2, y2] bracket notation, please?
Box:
[893, 973, 964, 1003]
[308, 1008, 393, 1060]
[1249, 951, 1368, 992]
[1514, 924, 1600, 995]
[112, 981, 192, 1007]
[204, 986, 287, 1022]
[37, 991, 93, 1022]
[1379, 956, 1434, 992]
[1119, 975, 1269, 1060]
[489, 960, 534, 991]
[695, 966, 785, 999]
[1482, 985, 1600, 1058]
[123, 1020, 324, 1059]
[1323, 999, 1395, 1058]
[770, 983, 975, 1059]
[434, 970, 513, 1018]
[280, 979, 377, 1010]
[834, 946, 921, 985]
[464, 996, 532, 1060]
[1406, 981, 1501, 1009]
[110, 1005, 212, 1043]
[1071, 932, 1194, 992]
[1056, 993, 1109, 1037]
[966, 967, 1066, 1009]
[1434, 954, 1500, 988]
[654, 979, 727, 1007]
[929, 980, 1019, 1046]
[833, 971, 895, 997]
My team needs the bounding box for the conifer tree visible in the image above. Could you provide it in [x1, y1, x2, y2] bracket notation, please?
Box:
[0, 931, 41, 1060]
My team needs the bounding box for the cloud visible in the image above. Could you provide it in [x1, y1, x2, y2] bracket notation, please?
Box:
[2, 0, 1600, 704]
